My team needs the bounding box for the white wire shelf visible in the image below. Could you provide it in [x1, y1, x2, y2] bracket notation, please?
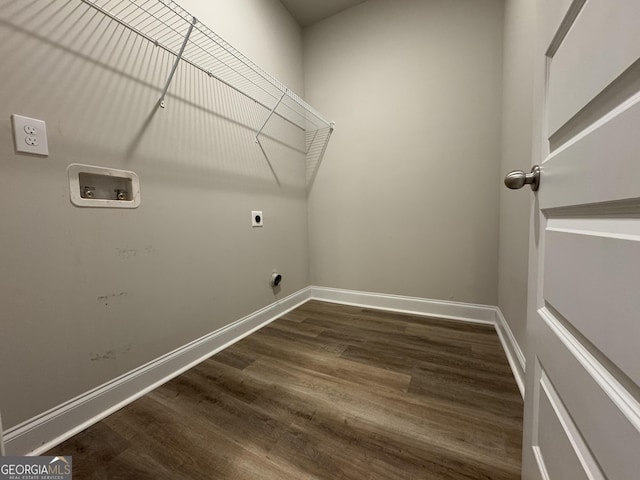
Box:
[79, 0, 333, 163]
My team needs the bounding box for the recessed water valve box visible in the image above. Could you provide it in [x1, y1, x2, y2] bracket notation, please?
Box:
[68, 164, 140, 208]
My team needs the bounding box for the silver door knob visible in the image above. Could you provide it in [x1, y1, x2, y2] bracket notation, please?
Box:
[504, 165, 540, 191]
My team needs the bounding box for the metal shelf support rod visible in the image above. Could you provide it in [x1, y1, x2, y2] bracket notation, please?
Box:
[159, 16, 197, 108]
[255, 91, 286, 142]
[317, 122, 335, 164]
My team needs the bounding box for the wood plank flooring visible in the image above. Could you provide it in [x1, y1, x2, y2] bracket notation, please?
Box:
[46, 300, 523, 479]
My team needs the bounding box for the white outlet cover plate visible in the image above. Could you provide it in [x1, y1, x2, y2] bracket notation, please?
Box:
[252, 210, 263, 227]
[11, 114, 49, 156]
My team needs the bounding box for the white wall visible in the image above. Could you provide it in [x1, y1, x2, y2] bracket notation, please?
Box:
[304, 0, 504, 305]
[0, 0, 306, 429]
[498, 0, 535, 363]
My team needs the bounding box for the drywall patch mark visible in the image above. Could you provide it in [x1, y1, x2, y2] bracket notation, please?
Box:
[97, 292, 128, 306]
[90, 350, 116, 362]
[116, 248, 138, 259]
[116, 246, 155, 257]
[89, 344, 131, 362]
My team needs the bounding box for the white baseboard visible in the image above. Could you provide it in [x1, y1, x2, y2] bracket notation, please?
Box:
[4, 286, 526, 455]
[494, 308, 526, 398]
[3, 287, 312, 456]
[309, 286, 496, 324]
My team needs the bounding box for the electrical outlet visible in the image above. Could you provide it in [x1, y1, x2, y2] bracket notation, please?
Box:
[11, 114, 49, 156]
[252, 210, 264, 227]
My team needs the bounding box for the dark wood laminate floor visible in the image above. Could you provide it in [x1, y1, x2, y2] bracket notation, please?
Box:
[47, 300, 523, 479]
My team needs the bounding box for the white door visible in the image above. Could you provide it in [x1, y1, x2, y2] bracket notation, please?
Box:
[521, 0, 640, 479]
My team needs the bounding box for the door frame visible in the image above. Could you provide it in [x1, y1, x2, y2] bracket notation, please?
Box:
[521, 0, 552, 476]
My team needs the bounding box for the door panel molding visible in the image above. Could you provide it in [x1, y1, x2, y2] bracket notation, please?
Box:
[543, 229, 640, 385]
[538, 307, 640, 480]
[541, 91, 640, 210]
[539, 308, 640, 432]
[548, 0, 640, 134]
[535, 369, 600, 480]
[544, 0, 586, 58]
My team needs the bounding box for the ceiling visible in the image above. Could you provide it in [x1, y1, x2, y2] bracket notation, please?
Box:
[279, 0, 369, 27]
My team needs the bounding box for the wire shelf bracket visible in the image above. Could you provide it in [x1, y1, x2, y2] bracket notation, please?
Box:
[159, 15, 196, 109]
[255, 91, 286, 162]
[77, 0, 334, 178]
